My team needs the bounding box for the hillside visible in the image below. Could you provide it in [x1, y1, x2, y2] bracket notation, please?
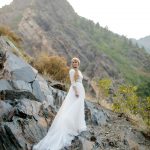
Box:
[0, 0, 150, 87]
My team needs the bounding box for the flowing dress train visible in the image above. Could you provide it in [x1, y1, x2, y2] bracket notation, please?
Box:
[32, 68, 87, 150]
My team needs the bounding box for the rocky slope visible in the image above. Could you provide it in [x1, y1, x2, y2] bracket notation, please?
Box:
[0, 36, 150, 150]
[1, 0, 150, 86]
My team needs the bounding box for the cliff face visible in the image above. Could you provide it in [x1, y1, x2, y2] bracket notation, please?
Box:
[0, 36, 149, 150]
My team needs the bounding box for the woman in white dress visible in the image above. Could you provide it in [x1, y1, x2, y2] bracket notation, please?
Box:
[32, 57, 87, 150]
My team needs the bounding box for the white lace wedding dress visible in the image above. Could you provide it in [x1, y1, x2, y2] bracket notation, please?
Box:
[32, 68, 87, 150]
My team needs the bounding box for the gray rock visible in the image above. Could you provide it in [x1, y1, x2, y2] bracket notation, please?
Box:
[5, 51, 30, 71]
[50, 86, 67, 111]
[36, 74, 52, 95]
[0, 101, 13, 121]
[0, 79, 12, 91]
[85, 101, 110, 126]
[35, 74, 55, 106]
[11, 66, 36, 82]
[12, 80, 32, 92]
[16, 98, 41, 118]
[32, 80, 45, 102]
[0, 98, 55, 150]
[0, 117, 48, 150]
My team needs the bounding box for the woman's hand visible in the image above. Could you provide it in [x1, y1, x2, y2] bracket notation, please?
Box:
[72, 85, 79, 98]
[75, 90, 79, 98]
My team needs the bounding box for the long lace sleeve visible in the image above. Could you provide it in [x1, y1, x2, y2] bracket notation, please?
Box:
[69, 69, 76, 87]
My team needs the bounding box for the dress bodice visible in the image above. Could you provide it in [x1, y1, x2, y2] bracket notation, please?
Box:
[69, 68, 83, 86]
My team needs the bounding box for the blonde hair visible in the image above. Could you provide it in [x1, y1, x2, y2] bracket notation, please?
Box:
[71, 57, 80, 81]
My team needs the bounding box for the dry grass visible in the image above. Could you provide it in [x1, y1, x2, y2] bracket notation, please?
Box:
[32, 52, 70, 83]
[0, 25, 32, 63]
[0, 25, 22, 46]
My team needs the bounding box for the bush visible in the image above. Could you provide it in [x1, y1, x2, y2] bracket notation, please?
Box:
[139, 97, 150, 127]
[136, 80, 150, 98]
[32, 52, 70, 83]
[98, 78, 112, 98]
[112, 84, 150, 129]
[112, 84, 139, 114]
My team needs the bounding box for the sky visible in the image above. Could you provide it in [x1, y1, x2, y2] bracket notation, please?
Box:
[0, 0, 150, 39]
[0, 0, 12, 8]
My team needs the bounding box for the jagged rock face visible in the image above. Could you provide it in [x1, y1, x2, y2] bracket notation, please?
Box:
[0, 37, 150, 150]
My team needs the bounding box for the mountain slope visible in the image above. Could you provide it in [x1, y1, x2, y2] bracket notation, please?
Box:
[0, 0, 150, 86]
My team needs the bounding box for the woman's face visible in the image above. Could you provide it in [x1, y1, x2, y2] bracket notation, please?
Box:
[72, 59, 79, 68]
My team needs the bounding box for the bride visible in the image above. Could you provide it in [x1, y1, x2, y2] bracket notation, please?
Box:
[32, 57, 87, 150]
